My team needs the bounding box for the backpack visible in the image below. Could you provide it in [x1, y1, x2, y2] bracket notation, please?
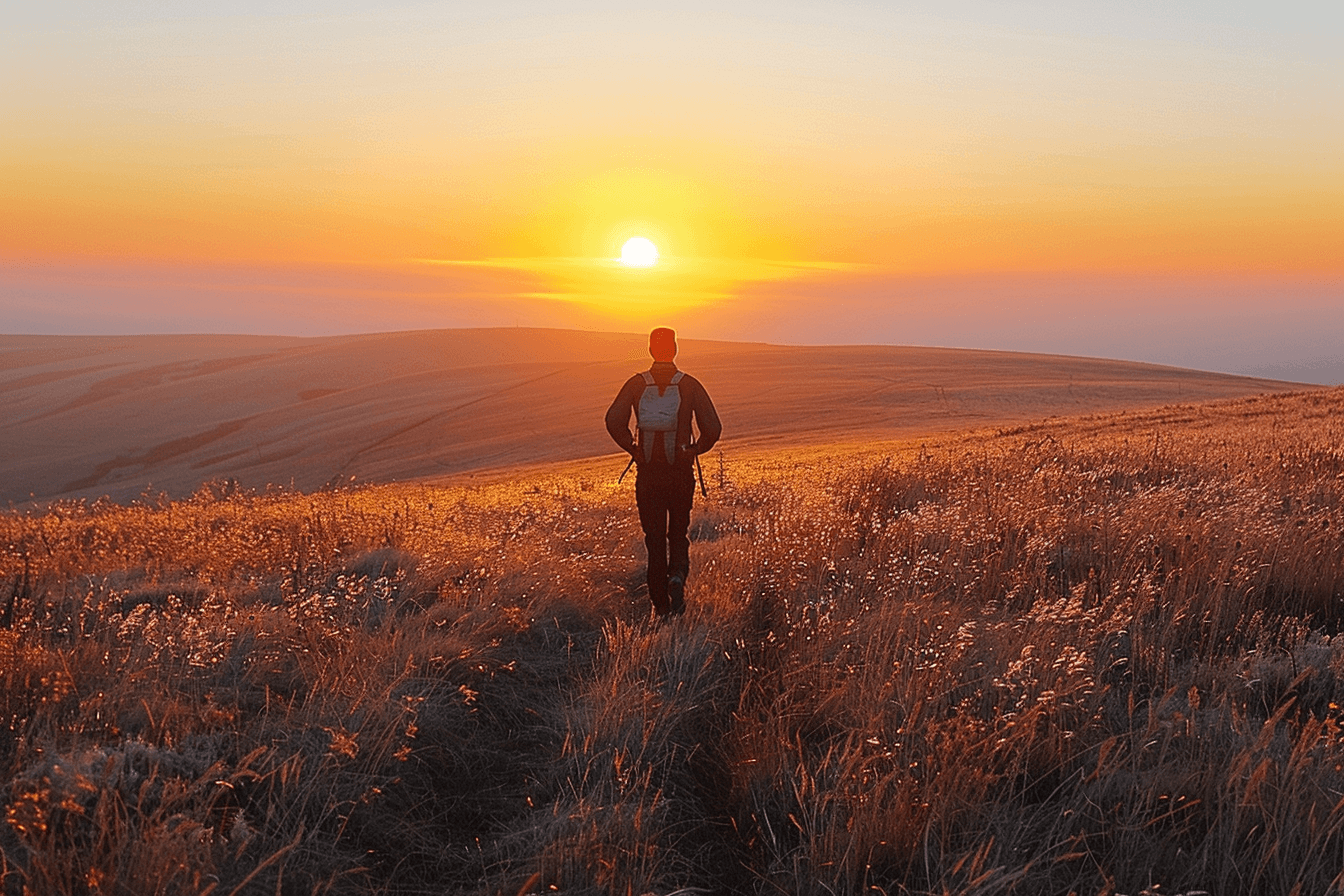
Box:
[637, 371, 683, 464]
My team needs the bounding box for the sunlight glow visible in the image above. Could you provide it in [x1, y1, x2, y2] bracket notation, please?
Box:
[619, 237, 659, 267]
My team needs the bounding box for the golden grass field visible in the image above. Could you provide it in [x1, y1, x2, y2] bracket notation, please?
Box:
[0, 329, 1301, 505]
[2, 381, 1343, 894]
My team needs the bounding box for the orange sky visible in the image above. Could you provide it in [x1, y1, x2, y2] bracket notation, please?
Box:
[2, 2, 1341, 378]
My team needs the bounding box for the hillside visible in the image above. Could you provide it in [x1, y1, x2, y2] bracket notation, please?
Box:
[0, 328, 1303, 504]
[1, 388, 1342, 894]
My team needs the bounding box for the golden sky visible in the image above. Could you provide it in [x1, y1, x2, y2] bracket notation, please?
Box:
[3, 2, 1341, 375]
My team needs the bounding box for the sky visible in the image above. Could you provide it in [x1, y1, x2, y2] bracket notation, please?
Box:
[3, 1, 1342, 380]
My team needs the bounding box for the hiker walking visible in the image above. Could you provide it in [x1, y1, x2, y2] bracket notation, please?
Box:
[606, 327, 722, 617]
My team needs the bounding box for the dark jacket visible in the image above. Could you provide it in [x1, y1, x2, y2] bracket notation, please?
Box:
[605, 362, 722, 467]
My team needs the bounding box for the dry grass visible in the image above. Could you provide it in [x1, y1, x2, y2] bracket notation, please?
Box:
[1, 387, 1342, 895]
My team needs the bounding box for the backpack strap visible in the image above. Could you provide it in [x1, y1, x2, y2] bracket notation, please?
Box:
[641, 370, 682, 397]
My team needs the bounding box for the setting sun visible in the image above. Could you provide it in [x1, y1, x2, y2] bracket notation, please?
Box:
[619, 237, 659, 267]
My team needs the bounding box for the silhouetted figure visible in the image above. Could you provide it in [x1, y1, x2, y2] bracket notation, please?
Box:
[606, 328, 722, 617]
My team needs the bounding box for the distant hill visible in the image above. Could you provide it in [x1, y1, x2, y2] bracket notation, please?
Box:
[0, 328, 1307, 504]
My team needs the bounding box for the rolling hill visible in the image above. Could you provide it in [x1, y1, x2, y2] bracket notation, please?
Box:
[0, 328, 1305, 504]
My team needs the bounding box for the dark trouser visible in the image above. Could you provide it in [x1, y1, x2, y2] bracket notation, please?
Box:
[635, 462, 696, 615]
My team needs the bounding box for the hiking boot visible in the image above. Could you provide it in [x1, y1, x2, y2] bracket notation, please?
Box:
[667, 576, 685, 616]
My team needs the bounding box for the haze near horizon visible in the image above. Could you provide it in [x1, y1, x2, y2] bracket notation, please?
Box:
[3, 2, 1341, 381]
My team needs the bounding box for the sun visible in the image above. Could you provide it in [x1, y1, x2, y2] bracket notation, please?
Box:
[619, 237, 659, 267]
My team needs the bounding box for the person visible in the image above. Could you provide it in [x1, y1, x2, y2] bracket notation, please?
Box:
[605, 327, 722, 617]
